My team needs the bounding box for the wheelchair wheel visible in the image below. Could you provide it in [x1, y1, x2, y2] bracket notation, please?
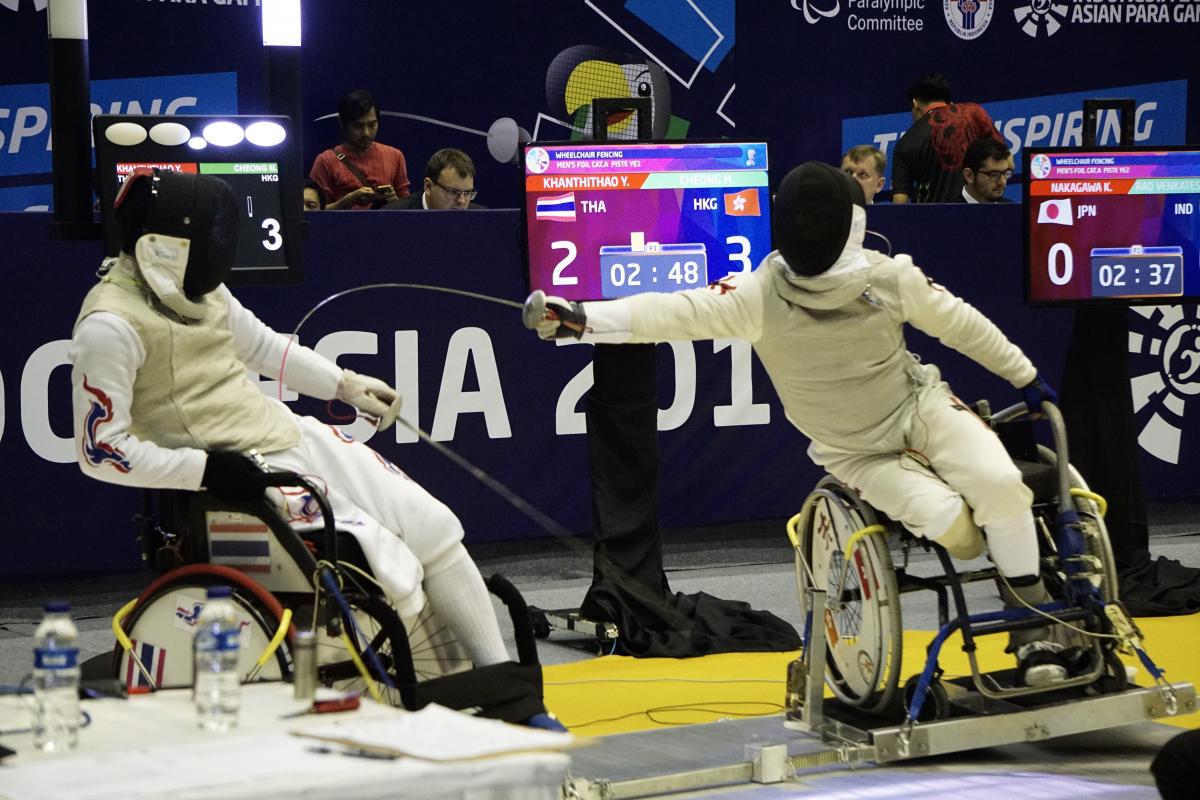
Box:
[1036, 445, 1120, 603]
[793, 476, 902, 714]
[314, 592, 474, 708]
[112, 565, 291, 691]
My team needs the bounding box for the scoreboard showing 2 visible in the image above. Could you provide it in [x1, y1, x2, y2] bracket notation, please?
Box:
[523, 141, 771, 302]
[1024, 147, 1200, 306]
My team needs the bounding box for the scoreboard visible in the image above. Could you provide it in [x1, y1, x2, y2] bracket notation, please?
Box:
[1024, 147, 1200, 306]
[523, 141, 771, 302]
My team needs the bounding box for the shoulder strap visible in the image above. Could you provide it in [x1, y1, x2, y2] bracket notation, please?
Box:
[332, 147, 375, 189]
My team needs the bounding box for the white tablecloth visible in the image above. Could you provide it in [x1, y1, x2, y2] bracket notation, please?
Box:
[0, 684, 568, 800]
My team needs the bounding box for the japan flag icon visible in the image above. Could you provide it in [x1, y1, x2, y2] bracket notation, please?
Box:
[1038, 198, 1073, 225]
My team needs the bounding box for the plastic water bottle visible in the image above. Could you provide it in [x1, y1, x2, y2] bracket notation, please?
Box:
[193, 585, 242, 732]
[32, 600, 81, 752]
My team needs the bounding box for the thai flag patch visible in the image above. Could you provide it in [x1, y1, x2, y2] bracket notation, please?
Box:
[207, 513, 272, 574]
[535, 193, 576, 221]
[125, 639, 167, 690]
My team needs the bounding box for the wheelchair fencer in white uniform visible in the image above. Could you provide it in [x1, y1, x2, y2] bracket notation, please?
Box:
[523, 162, 1175, 719]
[786, 398, 1136, 720]
[69, 168, 547, 719]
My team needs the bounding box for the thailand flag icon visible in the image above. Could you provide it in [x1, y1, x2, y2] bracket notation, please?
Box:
[1038, 198, 1073, 226]
[535, 193, 577, 221]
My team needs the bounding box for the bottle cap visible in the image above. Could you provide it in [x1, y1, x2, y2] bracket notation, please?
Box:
[43, 600, 71, 613]
[206, 585, 233, 599]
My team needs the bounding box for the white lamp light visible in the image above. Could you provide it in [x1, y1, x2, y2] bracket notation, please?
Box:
[203, 121, 245, 147]
[262, 0, 301, 47]
[245, 121, 287, 147]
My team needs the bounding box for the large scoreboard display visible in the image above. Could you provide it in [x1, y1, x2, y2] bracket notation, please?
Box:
[1024, 147, 1200, 306]
[523, 141, 771, 301]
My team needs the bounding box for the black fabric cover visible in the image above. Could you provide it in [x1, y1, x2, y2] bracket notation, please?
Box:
[772, 161, 865, 277]
[1118, 552, 1200, 616]
[579, 344, 801, 657]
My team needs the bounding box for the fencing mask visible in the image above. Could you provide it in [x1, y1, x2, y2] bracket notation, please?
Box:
[115, 167, 240, 317]
[772, 161, 866, 277]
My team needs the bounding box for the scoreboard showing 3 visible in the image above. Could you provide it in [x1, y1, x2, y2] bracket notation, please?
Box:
[523, 141, 771, 302]
[1025, 147, 1200, 306]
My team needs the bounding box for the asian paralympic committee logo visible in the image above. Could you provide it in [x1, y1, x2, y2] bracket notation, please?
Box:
[0, 0, 47, 10]
[791, 0, 840, 24]
[1015, 1, 1069, 38]
[525, 147, 550, 175]
[1129, 305, 1200, 464]
[944, 0, 994, 40]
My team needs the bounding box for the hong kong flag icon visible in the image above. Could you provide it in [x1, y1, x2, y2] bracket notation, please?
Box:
[723, 188, 761, 216]
[1038, 198, 1073, 225]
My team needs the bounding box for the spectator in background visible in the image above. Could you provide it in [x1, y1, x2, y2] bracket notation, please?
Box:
[303, 179, 326, 211]
[385, 148, 482, 210]
[309, 89, 410, 210]
[841, 145, 887, 204]
[957, 137, 1015, 204]
[891, 73, 1003, 204]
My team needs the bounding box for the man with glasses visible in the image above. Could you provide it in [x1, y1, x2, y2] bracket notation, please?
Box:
[958, 137, 1015, 204]
[385, 148, 482, 210]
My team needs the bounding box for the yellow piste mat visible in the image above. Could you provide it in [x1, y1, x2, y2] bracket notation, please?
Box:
[543, 614, 1200, 737]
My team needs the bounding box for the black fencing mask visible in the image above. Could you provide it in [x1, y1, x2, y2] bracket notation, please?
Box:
[772, 162, 865, 277]
[116, 167, 240, 298]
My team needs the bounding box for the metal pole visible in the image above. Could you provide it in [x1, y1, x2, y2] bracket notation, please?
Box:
[47, 0, 97, 239]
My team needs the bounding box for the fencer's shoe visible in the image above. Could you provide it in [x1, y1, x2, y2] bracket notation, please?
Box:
[522, 712, 568, 732]
[1062, 645, 1098, 678]
[1016, 641, 1069, 687]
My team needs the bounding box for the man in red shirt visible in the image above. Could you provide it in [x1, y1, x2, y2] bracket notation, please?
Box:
[310, 90, 410, 209]
[891, 74, 1004, 204]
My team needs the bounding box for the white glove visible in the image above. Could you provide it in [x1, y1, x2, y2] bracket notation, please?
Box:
[335, 370, 400, 425]
[522, 290, 587, 340]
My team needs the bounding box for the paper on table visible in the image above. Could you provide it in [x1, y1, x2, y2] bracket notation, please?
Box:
[293, 703, 578, 761]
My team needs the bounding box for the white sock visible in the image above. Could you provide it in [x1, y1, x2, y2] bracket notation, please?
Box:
[422, 545, 510, 667]
[983, 512, 1039, 577]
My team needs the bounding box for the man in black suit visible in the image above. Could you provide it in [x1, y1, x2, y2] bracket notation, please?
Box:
[384, 148, 483, 209]
[957, 137, 1015, 204]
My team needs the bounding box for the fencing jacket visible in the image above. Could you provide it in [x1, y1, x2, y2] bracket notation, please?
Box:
[70, 253, 342, 490]
[576, 218, 1036, 452]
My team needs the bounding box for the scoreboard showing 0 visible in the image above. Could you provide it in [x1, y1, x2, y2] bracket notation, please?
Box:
[1024, 146, 1200, 306]
[523, 141, 771, 302]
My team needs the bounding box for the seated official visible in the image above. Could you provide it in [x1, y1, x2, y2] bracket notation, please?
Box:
[956, 137, 1015, 204]
[840, 144, 887, 205]
[384, 148, 483, 210]
[303, 179, 326, 211]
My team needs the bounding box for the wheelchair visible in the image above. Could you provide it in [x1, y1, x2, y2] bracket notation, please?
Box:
[108, 470, 545, 720]
[785, 400, 1180, 740]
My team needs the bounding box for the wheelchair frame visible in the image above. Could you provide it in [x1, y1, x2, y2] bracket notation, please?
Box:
[110, 471, 543, 716]
[784, 402, 1196, 762]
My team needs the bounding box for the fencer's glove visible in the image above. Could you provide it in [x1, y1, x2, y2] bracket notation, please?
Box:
[202, 451, 272, 503]
[522, 290, 587, 340]
[1020, 374, 1058, 414]
[336, 369, 400, 423]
